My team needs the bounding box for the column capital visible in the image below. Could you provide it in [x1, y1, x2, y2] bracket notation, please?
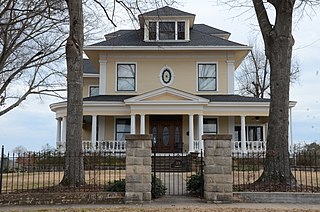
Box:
[226, 60, 235, 64]
[99, 59, 108, 63]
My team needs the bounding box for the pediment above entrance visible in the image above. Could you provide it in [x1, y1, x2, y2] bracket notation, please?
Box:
[124, 87, 209, 105]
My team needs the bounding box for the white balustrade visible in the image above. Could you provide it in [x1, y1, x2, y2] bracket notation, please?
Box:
[193, 140, 204, 152]
[232, 140, 267, 154]
[83, 139, 267, 154]
[82, 140, 126, 153]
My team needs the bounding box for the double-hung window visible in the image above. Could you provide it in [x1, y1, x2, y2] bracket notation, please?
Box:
[198, 63, 217, 91]
[116, 118, 130, 141]
[148, 21, 186, 41]
[203, 118, 218, 134]
[117, 64, 136, 91]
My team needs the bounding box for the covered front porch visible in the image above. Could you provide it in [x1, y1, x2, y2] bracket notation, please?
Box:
[55, 114, 271, 154]
[50, 87, 295, 154]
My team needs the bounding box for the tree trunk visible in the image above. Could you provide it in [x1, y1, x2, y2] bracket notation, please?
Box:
[253, 0, 297, 187]
[61, 0, 85, 186]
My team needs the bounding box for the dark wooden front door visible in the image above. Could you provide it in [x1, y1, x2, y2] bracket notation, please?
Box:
[150, 115, 182, 153]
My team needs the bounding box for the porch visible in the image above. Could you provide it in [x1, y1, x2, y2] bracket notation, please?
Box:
[80, 139, 267, 154]
[55, 114, 272, 154]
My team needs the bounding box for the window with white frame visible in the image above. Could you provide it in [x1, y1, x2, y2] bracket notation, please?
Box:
[203, 118, 218, 134]
[116, 118, 130, 141]
[198, 63, 217, 91]
[234, 126, 263, 141]
[117, 64, 136, 91]
[148, 21, 186, 41]
[89, 86, 99, 96]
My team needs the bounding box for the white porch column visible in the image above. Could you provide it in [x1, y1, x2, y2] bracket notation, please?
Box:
[130, 114, 136, 134]
[189, 114, 194, 153]
[228, 116, 235, 140]
[198, 114, 203, 151]
[99, 56, 107, 95]
[140, 114, 145, 134]
[91, 115, 97, 149]
[56, 118, 62, 148]
[240, 116, 246, 153]
[98, 116, 105, 141]
[226, 60, 235, 94]
[62, 116, 67, 148]
[289, 107, 293, 153]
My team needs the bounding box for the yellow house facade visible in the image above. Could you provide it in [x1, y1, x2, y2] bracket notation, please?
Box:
[50, 6, 296, 154]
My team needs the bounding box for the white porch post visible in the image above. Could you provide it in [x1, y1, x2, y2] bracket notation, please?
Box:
[98, 116, 105, 141]
[189, 114, 194, 153]
[226, 60, 235, 94]
[289, 107, 293, 153]
[198, 114, 203, 151]
[56, 118, 62, 148]
[240, 116, 246, 153]
[91, 115, 97, 149]
[99, 56, 107, 95]
[62, 116, 67, 148]
[130, 114, 136, 134]
[140, 114, 145, 134]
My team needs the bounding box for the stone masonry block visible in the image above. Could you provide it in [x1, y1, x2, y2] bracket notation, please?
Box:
[125, 192, 143, 203]
[213, 149, 231, 157]
[143, 192, 152, 201]
[143, 157, 152, 166]
[126, 175, 143, 183]
[205, 165, 223, 175]
[215, 140, 231, 149]
[136, 149, 151, 157]
[213, 157, 232, 166]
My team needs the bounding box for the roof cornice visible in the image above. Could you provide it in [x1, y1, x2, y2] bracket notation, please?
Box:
[84, 46, 252, 51]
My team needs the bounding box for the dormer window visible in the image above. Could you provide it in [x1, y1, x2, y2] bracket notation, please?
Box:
[147, 21, 186, 41]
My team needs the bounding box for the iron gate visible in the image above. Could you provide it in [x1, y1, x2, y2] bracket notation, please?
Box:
[152, 146, 204, 196]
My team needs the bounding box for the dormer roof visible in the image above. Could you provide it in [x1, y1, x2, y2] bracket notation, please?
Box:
[138, 6, 195, 28]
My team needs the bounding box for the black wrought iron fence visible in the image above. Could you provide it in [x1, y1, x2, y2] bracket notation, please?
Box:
[0, 146, 125, 194]
[232, 151, 320, 192]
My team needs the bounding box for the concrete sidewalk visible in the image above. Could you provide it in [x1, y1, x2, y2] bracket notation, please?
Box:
[1, 196, 320, 211]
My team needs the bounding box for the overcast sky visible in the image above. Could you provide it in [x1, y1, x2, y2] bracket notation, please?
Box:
[0, 0, 319, 152]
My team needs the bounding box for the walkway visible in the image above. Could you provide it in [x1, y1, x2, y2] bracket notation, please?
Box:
[1, 196, 320, 211]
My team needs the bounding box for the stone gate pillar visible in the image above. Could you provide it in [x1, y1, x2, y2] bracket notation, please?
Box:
[202, 134, 233, 203]
[125, 134, 152, 203]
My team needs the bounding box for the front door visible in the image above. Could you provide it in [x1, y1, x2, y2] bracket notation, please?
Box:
[150, 115, 182, 153]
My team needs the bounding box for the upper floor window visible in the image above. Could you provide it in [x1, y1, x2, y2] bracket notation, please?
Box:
[89, 86, 99, 96]
[117, 64, 136, 91]
[148, 21, 186, 41]
[198, 63, 217, 91]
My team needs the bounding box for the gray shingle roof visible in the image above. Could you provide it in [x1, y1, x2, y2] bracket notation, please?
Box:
[83, 58, 98, 74]
[139, 6, 195, 17]
[193, 24, 230, 36]
[90, 25, 245, 47]
[199, 95, 270, 103]
[83, 94, 270, 103]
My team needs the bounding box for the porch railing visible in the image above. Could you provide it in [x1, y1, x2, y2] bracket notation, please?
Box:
[82, 140, 126, 153]
[80, 140, 267, 154]
[193, 140, 267, 154]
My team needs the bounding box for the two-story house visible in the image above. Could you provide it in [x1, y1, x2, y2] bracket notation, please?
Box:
[50, 6, 296, 154]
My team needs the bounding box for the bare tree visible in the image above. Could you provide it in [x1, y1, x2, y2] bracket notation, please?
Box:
[61, 0, 176, 186]
[0, 0, 68, 116]
[12, 145, 27, 154]
[236, 38, 300, 98]
[222, 0, 319, 187]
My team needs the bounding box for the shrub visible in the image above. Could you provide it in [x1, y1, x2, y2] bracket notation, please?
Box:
[152, 176, 166, 198]
[186, 172, 203, 196]
[105, 179, 125, 192]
